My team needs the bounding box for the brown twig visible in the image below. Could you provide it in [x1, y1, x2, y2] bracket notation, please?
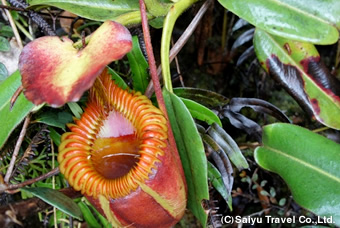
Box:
[239, 142, 260, 150]
[172, 38, 185, 87]
[144, 0, 212, 97]
[139, 0, 184, 176]
[0, 5, 77, 20]
[4, 115, 31, 183]
[1, 168, 60, 194]
[10, 85, 23, 110]
[9, 125, 49, 180]
[0, 4, 25, 11]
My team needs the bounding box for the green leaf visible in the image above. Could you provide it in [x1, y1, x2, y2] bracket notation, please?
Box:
[217, 0, 340, 44]
[10, 10, 20, 21]
[0, 23, 14, 38]
[0, 71, 34, 149]
[48, 127, 61, 146]
[0, 36, 10, 52]
[207, 162, 232, 210]
[149, 16, 165, 29]
[163, 89, 209, 227]
[0, 62, 8, 81]
[180, 97, 222, 126]
[144, 0, 172, 17]
[127, 36, 149, 94]
[279, 198, 286, 206]
[90, 203, 112, 227]
[254, 123, 340, 225]
[67, 102, 83, 119]
[254, 29, 340, 130]
[107, 67, 129, 91]
[80, 198, 112, 228]
[21, 187, 83, 220]
[173, 87, 229, 108]
[29, 0, 140, 22]
[34, 111, 73, 130]
[78, 201, 102, 228]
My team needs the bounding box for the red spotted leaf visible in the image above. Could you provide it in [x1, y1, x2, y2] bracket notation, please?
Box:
[254, 29, 340, 130]
[19, 21, 132, 107]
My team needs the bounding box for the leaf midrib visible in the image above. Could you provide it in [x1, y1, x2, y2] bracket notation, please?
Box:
[265, 145, 340, 184]
[274, 0, 330, 26]
[0, 98, 10, 113]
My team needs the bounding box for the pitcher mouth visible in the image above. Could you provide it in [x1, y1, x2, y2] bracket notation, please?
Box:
[58, 69, 168, 199]
[91, 133, 140, 180]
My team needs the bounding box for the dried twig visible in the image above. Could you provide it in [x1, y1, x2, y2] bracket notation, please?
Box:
[4, 115, 31, 183]
[172, 38, 185, 87]
[10, 125, 49, 178]
[1, 167, 60, 194]
[0, 5, 77, 19]
[1, 0, 23, 48]
[0, 4, 25, 12]
[0, 5, 77, 20]
[145, 0, 213, 97]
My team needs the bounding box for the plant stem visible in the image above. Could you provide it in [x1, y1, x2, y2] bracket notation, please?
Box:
[115, 11, 145, 26]
[161, 0, 199, 93]
[139, 0, 166, 113]
[145, 0, 212, 97]
[312, 126, 330, 133]
[10, 85, 23, 110]
[139, 0, 183, 174]
[221, 10, 228, 49]
[4, 115, 30, 183]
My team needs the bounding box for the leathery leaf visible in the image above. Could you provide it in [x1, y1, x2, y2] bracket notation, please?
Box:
[0, 70, 34, 149]
[254, 29, 340, 130]
[163, 89, 209, 227]
[255, 123, 340, 225]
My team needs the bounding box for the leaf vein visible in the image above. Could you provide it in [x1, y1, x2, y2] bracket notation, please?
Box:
[265, 145, 340, 184]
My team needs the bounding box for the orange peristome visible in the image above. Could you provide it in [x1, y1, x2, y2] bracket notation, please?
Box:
[58, 69, 187, 227]
[19, 21, 132, 107]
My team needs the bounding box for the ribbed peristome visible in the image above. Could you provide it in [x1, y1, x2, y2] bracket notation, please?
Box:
[58, 69, 168, 199]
